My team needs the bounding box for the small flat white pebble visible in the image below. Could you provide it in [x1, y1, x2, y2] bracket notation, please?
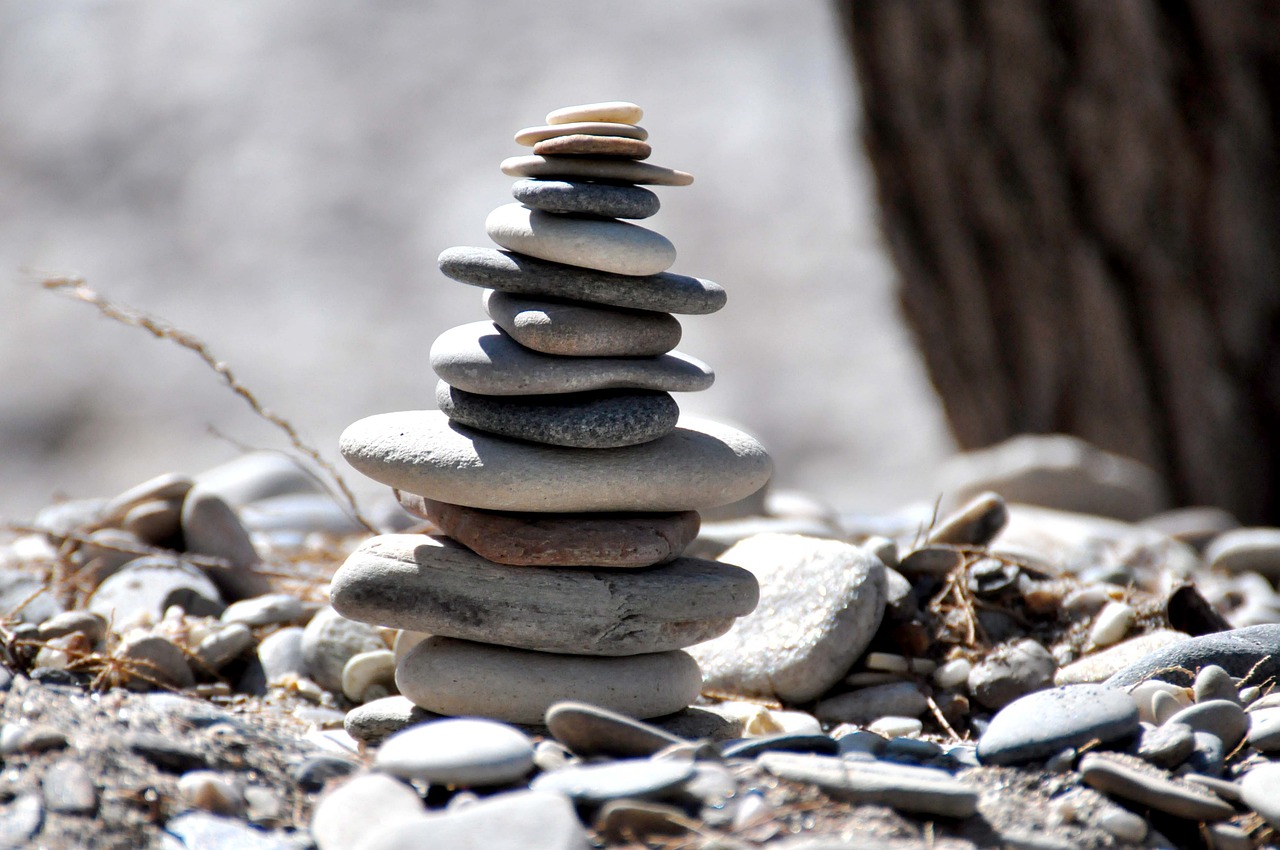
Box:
[1088, 601, 1136, 649]
[374, 718, 535, 786]
[868, 716, 923, 738]
[933, 658, 972, 689]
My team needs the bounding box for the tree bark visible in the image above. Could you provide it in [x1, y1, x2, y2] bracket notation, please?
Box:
[836, 0, 1280, 523]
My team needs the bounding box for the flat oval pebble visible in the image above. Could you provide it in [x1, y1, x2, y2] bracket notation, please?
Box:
[530, 758, 693, 804]
[1078, 752, 1234, 820]
[512, 178, 660, 219]
[1055, 630, 1191, 685]
[1205, 527, 1280, 577]
[545, 701, 687, 758]
[430, 322, 711, 395]
[374, 718, 534, 786]
[435, 383, 679, 449]
[501, 155, 693, 186]
[341, 410, 772, 513]
[331, 534, 757, 655]
[398, 637, 702, 723]
[484, 289, 681, 357]
[976, 684, 1139, 766]
[815, 682, 927, 726]
[1240, 762, 1280, 828]
[515, 121, 649, 145]
[533, 134, 651, 159]
[756, 752, 978, 819]
[486, 204, 675, 276]
[1164, 699, 1249, 750]
[1105, 623, 1280, 688]
[720, 734, 838, 760]
[1135, 721, 1195, 769]
[438, 247, 726, 314]
[398, 496, 699, 567]
[344, 696, 439, 746]
[547, 101, 643, 125]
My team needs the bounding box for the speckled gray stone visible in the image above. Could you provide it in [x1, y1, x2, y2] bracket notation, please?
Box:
[1104, 624, 1280, 688]
[513, 178, 659, 219]
[431, 322, 712, 396]
[501, 155, 692, 186]
[438, 247, 726, 315]
[436, 383, 678, 449]
[344, 696, 440, 745]
[484, 290, 681, 357]
[486, 203, 675, 276]
[977, 684, 1140, 766]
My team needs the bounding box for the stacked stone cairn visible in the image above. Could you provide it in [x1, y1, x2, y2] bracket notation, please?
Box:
[331, 102, 773, 724]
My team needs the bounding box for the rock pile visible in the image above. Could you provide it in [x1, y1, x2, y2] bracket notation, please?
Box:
[332, 101, 772, 723]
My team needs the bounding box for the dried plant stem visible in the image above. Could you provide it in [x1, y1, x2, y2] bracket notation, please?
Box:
[41, 275, 375, 533]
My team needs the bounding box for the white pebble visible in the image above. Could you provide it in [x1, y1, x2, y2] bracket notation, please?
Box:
[933, 658, 972, 690]
[341, 650, 397, 704]
[867, 716, 923, 738]
[1097, 806, 1147, 842]
[865, 652, 936, 675]
[1088, 601, 1136, 649]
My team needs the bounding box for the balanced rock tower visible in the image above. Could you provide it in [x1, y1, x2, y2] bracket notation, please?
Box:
[332, 101, 773, 724]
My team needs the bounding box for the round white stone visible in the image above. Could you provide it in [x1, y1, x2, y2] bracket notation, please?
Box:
[546, 101, 643, 125]
[486, 204, 675, 277]
[374, 718, 534, 786]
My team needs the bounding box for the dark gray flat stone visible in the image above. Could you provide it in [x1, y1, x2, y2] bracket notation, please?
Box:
[438, 247, 726, 315]
[513, 178, 660, 219]
[529, 759, 695, 805]
[436, 382, 678, 449]
[545, 701, 687, 758]
[977, 684, 1139, 766]
[721, 733, 838, 759]
[1104, 624, 1280, 688]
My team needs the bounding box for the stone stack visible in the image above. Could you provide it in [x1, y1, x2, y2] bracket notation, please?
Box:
[331, 102, 772, 724]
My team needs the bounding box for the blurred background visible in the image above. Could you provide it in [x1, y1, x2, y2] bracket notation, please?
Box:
[0, 1, 954, 522]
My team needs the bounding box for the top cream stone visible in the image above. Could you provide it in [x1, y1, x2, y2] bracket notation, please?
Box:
[546, 101, 643, 126]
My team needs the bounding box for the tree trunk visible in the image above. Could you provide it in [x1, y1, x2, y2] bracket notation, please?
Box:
[835, 0, 1280, 523]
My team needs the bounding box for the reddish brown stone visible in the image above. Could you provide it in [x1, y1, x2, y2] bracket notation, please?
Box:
[395, 492, 699, 568]
[533, 134, 652, 159]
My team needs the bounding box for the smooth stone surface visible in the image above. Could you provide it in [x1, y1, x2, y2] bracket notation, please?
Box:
[121, 497, 183, 545]
[516, 121, 649, 145]
[397, 638, 702, 723]
[1164, 699, 1248, 750]
[180, 490, 271, 600]
[402, 496, 699, 567]
[1135, 721, 1195, 769]
[1193, 664, 1240, 704]
[344, 696, 439, 745]
[101, 472, 193, 524]
[512, 178, 659, 219]
[545, 701, 687, 759]
[375, 718, 534, 786]
[977, 685, 1140, 766]
[87, 556, 225, 621]
[301, 606, 386, 694]
[431, 322, 710, 396]
[439, 246, 726, 314]
[486, 203, 675, 276]
[1240, 762, 1280, 828]
[1055, 630, 1191, 685]
[1105, 624, 1280, 688]
[757, 752, 978, 819]
[165, 812, 292, 850]
[547, 101, 643, 125]
[221, 593, 304, 628]
[310, 773, 425, 850]
[195, 622, 253, 671]
[256, 627, 306, 683]
[1077, 753, 1234, 820]
[193, 452, 321, 506]
[530, 759, 693, 804]
[926, 491, 1008, 547]
[115, 634, 195, 690]
[690, 534, 886, 703]
[341, 649, 396, 703]
[967, 639, 1056, 710]
[533, 134, 651, 159]
[0, 794, 42, 847]
[435, 383, 679, 449]
[1248, 707, 1280, 751]
[41, 759, 97, 814]
[502, 155, 693, 186]
[331, 534, 757, 656]
[1186, 731, 1224, 776]
[1206, 527, 1280, 577]
[358, 789, 590, 850]
[484, 289, 681, 357]
[341, 411, 772, 513]
[814, 683, 928, 726]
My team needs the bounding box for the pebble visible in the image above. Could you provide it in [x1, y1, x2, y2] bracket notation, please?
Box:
[815, 682, 928, 726]
[545, 701, 687, 758]
[355, 789, 590, 850]
[512, 178, 659, 219]
[193, 452, 320, 507]
[300, 606, 386, 694]
[1077, 752, 1234, 820]
[407, 495, 698, 567]
[88, 556, 225, 622]
[486, 203, 675, 276]
[311, 774, 423, 850]
[1086, 601, 1135, 649]
[1248, 707, 1280, 751]
[485, 289, 681, 357]
[1151, 690, 1184, 724]
[0, 572, 64, 627]
[41, 759, 97, 815]
[115, 634, 195, 690]
[1055, 630, 1190, 685]
[121, 498, 184, 545]
[926, 491, 1008, 547]
[341, 649, 397, 703]
[397, 637, 702, 723]
[863, 652, 936, 676]
[178, 770, 242, 815]
[1096, 807, 1148, 843]
[343, 695, 438, 745]
[967, 639, 1057, 710]
[375, 718, 534, 786]
[1105, 623, 1280, 688]
[1193, 664, 1240, 704]
[596, 800, 689, 842]
[1134, 721, 1195, 769]
[1164, 699, 1248, 750]
[547, 101, 643, 125]
[195, 622, 253, 671]
[292, 756, 359, 793]
[529, 759, 694, 805]
[37, 610, 108, 644]
[101, 472, 193, 524]
[1204, 824, 1254, 850]
[220, 593, 304, 628]
[0, 793, 42, 847]
[341, 411, 771, 513]
[757, 752, 978, 818]
[256, 626, 306, 683]
[976, 684, 1139, 766]
[439, 246, 726, 315]
[720, 733, 838, 760]
[1186, 730, 1225, 776]
[242, 785, 284, 827]
[835, 729, 888, 758]
[127, 732, 207, 772]
[868, 717, 924, 738]
[933, 658, 972, 690]
[1205, 527, 1280, 577]
[1239, 761, 1280, 828]
[690, 533, 886, 703]
[501, 155, 693, 186]
[180, 489, 271, 600]
[73, 527, 143, 585]
[515, 120, 649, 145]
[333, 535, 756, 654]
[1126, 679, 1191, 724]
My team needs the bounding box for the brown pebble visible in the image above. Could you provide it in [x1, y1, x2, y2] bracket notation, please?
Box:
[928, 491, 1008, 547]
[533, 134, 652, 159]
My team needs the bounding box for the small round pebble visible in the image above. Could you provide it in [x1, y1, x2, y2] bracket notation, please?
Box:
[311, 773, 425, 850]
[1193, 664, 1240, 704]
[868, 717, 924, 738]
[374, 718, 535, 786]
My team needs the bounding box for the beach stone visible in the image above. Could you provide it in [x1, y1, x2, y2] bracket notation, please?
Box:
[397, 637, 702, 723]
[530, 759, 694, 805]
[757, 753, 978, 819]
[344, 696, 439, 746]
[501, 155, 693, 187]
[341, 411, 771, 513]
[1193, 664, 1240, 704]
[438, 247, 726, 314]
[178, 770, 242, 816]
[722, 734, 839, 760]
[486, 203, 675, 276]
[194, 623, 253, 671]
[1248, 708, 1280, 752]
[689, 534, 886, 703]
[1078, 752, 1234, 820]
[1164, 699, 1248, 750]
[1055, 631, 1191, 685]
[1087, 601, 1136, 649]
[301, 606, 385, 694]
[815, 683, 928, 726]
[977, 684, 1139, 766]
[375, 718, 534, 786]
[1240, 762, 1280, 828]
[431, 322, 710, 396]
[101, 472, 193, 524]
[220, 593, 304, 628]
[292, 757, 359, 793]
[38, 610, 108, 644]
[88, 556, 225, 621]
[533, 134, 651, 159]
[926, 492, 1007, 547]
[72, 527, 143, 585]
[0, 569, 63, 625]
[120, 497, 184, 545]
[1186, 731, 1225, 776]
[341, 649, 397, 704]
[545, 701, 687, 758]
[967, 639, 1057, 709]
[115, 634, 195, 691]
[484, 290, 681, 357]
[1134, 721, 1195, 769]
[515, 121, 649, 145]
[402, 496, 698, 567]
[357, 789, 589, 850]
[1105, 624, 1280, 688]
[0, 793, 42, 847]
[41, 759, 97, 815]
[166, 812, 296, 850]
[311, 773, 425, 850]
[256, 626, 306, 683]
[596, 800, 690, 842]
[193, 452, 321, 507]
[547, 101, 643, 125]
[331, 534, 757, 655]
[436, 383, 678, 449]
[1206, 527, 1280, 578]
[512, 178, 659, 219]
[180, 490, 271, 600]
[1141, 506, 1240, 549]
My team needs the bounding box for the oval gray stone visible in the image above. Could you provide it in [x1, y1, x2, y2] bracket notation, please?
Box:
[87, 556, 225, 621]
[545, 701, 687, 758]
[1104, 624, 1280, 688]
[756, 752, 979, 819]
[397, 637, 702, 723]
[977, 684, 1140, 766]
[430, 322, 711, 396]
[438, 247, 726, 315]
[485, 203, 675, 276]
[501, 155, 693, 186]
[1078, 753, 1234, 821]
[374, 718, 534, 786]
[436, 382, 679, 449]
[257, 626, 306, 683]
[330, 534, 758, 655]
[180, 490, 271, 601]
[512, 178, 659, 219]
[311, 773, 425, 850]
[340, 410, 773, 513]
[344, 696, 440, 746]
[515, 121, 649, 145]
[1164, 699, 1248, 750]
[484, 289, 681, 357]
[301, 606, 386, 694]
